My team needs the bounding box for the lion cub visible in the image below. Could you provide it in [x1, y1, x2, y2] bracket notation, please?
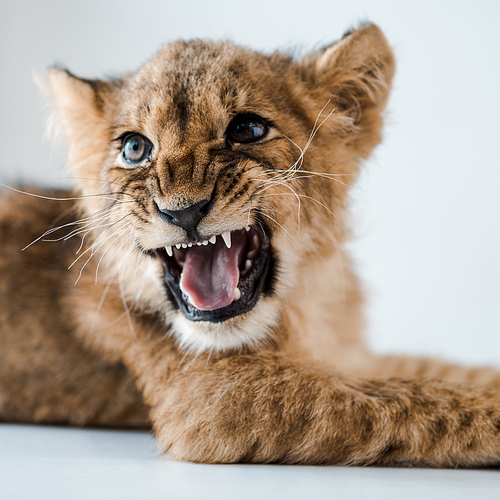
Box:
[1, 23, 500, 466]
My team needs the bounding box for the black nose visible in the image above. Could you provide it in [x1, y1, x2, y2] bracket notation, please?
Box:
[158, 198, 210, 230]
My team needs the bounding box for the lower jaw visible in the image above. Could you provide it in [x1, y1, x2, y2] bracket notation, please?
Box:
[171, 299, 281, 353]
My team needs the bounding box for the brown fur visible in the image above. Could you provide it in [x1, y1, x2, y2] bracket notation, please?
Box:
[2, 24, 500, 466]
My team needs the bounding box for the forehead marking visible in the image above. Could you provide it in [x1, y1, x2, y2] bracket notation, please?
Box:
[171, 79, 191, 140]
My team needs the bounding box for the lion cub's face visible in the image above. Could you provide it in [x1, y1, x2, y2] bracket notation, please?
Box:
[50, 24, 394, 353]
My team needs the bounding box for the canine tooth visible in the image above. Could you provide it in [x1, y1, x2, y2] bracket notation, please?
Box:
[222, 231, 231, 249]
[175, 244, 182, 249]
[202, 240, 209, 246]
[244, 259, 252, 272]
[182, 244, 187, 249]
[209, 235, 217, 244]
[234, 287, 241, 301]
[165, 246, 173, 257]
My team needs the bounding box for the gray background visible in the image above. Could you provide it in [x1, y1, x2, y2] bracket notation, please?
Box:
[1, 0, 499, 365]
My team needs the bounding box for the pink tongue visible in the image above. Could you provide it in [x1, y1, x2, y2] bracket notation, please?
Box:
[179, 236, 245, 311]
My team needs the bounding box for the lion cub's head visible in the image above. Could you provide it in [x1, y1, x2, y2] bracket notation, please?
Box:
[49, 24, 394, 353]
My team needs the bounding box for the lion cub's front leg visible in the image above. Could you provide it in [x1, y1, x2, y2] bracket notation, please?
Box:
[119, 335, 500, 466]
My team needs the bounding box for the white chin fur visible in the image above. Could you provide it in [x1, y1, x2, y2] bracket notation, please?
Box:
[171, 298, 280, 353]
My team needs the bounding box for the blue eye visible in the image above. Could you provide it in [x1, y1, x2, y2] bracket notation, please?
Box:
[122, 134, 152, 164]
[226, 114, 268, 144]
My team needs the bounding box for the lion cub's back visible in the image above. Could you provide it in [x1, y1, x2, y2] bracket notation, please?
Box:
[0, 188, 76, 276]
[0, 190, 149, 427]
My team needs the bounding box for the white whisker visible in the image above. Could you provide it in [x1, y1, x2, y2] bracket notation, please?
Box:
[255, 209, 294, 240]
[0, 183, 134, 203]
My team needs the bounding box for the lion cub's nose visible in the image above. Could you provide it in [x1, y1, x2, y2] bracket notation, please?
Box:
[158, 198, 210, 231]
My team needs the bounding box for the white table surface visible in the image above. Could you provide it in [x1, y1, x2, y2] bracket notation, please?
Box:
[1, 424, 499, 500]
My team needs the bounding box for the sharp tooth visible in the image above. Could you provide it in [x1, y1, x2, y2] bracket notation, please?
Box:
[247, 249, 258, 260]
[244, 259, 252, 272]
[182, 244, 187, 249]
[245, 226, 251, 232]
[165, 246, 173, 257]
[234, 287, 241, 301]
[197, 242, 202, 246]
[222, 231, 231, 249]
[202, 240, 208, 246]
[175, 244, 182, 249]
[209, 235, 217, 244]
[188, 243, 192, 247]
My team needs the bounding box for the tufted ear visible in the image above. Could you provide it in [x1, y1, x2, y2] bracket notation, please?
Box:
[47, 68, 122, 142]
[300, 23, 395, 155]
[46, 68, 123, 181]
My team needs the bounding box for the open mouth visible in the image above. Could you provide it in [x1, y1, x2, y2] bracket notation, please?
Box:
[155, 226, 271, 322]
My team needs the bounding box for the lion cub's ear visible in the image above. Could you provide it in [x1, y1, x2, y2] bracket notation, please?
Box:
[46, 69, 122, 173]
[48, 68, 121, 140]
[300, 23, 395, 154]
